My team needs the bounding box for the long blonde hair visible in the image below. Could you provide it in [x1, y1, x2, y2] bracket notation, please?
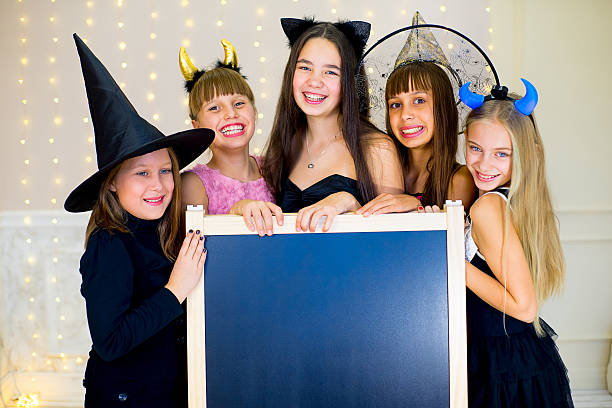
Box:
[466, 97, 565, 335]
[85, 148, 184, 261]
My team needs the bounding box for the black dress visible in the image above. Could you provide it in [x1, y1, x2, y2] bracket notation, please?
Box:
[279, 174, 363, 212]
[465, 189, 573, 407]
[79, 214, 187, 407]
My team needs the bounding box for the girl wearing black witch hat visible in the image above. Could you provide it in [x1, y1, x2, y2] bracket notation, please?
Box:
[65, 35, 213, 407]
[258, 18, 404, 232]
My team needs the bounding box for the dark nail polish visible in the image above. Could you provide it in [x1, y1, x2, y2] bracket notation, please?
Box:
[196, 230, 200, 234]
[199, 236, 203, 241]
[189, 229, 193, 233]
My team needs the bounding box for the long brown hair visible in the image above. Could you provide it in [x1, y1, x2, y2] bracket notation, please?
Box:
[85, 148, 184, 261]
[385, 62, 460, 207]
[263, 22, 379, 203]
[466, 98, 565, 335]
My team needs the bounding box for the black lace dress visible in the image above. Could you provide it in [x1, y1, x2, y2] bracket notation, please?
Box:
[279, 174, 363, 213]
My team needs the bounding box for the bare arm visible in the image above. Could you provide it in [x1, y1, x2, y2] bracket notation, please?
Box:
[181, 171, 209, 212]
[365, 132, 404, 195]
[466, 194, 537, 323]
[448, 165, 476, 210]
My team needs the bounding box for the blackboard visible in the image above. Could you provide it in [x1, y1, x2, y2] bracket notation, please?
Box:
[186, 204, 466, 408]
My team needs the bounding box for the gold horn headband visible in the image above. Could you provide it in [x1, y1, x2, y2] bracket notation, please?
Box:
[179, 39, 239, 83]
[179, 47, 198, 82]
[221, 39, 238, 68]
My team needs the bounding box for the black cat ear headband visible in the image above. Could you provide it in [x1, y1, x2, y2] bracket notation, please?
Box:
[280, 17, 371, 60]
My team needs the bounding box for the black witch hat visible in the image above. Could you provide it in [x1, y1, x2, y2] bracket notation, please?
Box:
[65, 34, 214, 213]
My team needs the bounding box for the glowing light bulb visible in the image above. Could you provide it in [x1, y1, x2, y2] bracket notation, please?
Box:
[488, 44, 494, 50]
[253, 41, 260, 47]
[49, 57, 56, 63]
[86, 1, 93, 8]
[83, 117, 89, 123]
[88, 136, 94, 143]
[149, 72, 157, 80]
[220, 0, 226, 4]
[49, 16, 55, 23]
[57, 334, 63, 340]
[485, 7, 491, 12]
[151, 11, 158, 19]
[53, 116, 62, 125]
[440, 5, 447, 12]
[331, 8, 337, 14]
[25, 276, 31, 283]
[86, 18, 93, 26]
[85, 156, 92, 163]
[118, 42, 126, 50]
[50, 198, 57, 204]
[49, 138, 55, 144]
[18, 79, 24, 84]
[256, 129, 263, 135]
[367, 10, 373, 17]
[59, 315, 65, 320]
[20, 139, 26, 144]
[152, 113, 160, 121]
[21, 57, 28, 66]
[24, 159, 30, 165]
[21, 37, 27, 44]
[148, 52, 156, 60]
[259, 77, 266, 83]
[216, 20, 223, 27]
[182, 39, 191, 47]
[23, 119, 29, 125]
[150, 32, 157, 39]
[259, 56, 266, 62]
[24, 199, 30, 205]
[447, 43, 454, 49]
[21, 179, 27, 185]
[181, 0, 189, 6]
[52, 37, 58, 43]
[257, 8, 264, 16]
[52, 157, 59, 164]
[488, 27, 493, 33]
[49, 77, 56, 84]
[254, 147, 261, 154]
[27, 314, 34, 320]
[256, 25, 263, 31]
[53, 97, 59, 103]
[260, 92, 267, 98]
[401, 9, 407, 15]
[51, 217, 58, 224]
[117, 21, 124, 28]
[257, 113, 264, 119]
[147, 93, 155, 101]
[21, 99, 27, 104]
[55, 297, 61, 302]
[121, 62, 127, 69]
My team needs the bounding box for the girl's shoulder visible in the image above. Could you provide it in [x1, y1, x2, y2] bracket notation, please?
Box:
[469, 190, 507, 224]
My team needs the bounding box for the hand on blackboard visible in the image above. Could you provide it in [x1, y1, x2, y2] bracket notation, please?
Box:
[165, 230, 207, 303]
[230, 199, 284, 236]
[416, 205, 441, 213]
[296, 192, 359, 232]
[356, 193, 420, 216]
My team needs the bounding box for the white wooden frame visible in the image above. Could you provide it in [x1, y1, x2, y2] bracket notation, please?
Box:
[185, 201, 466, 408]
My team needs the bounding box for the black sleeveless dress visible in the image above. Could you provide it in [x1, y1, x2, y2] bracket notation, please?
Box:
[279, 174, 363, 213]
[465, 188, 573, 407]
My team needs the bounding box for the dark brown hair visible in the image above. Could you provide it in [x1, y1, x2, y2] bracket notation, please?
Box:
[85, 148, 184, 261]
[263, 22, 380, 203]
[385, 62, 460, 207]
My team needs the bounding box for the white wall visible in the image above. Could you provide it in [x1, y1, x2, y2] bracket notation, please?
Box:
[1, 0, 610, 404]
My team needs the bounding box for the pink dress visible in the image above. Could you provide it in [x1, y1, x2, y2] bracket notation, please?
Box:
[187, 156, 275, 215]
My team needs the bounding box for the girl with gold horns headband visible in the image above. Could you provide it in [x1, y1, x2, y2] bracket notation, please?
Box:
[179, 40, 281, 236]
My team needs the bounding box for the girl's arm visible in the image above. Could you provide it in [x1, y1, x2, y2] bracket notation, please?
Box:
[81, 230, 205, 362]
[366, 133, 405, 195]
[181, 171, 209, 212]
[448, 165, 476, 210]
[466, 194, 537, 323]
[356, 133, 418, 216]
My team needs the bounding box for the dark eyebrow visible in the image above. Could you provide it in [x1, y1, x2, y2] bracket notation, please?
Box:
[296, 59, 340, 71]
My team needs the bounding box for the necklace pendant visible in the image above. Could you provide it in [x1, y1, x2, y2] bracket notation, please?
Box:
[307, 163, 314, 169]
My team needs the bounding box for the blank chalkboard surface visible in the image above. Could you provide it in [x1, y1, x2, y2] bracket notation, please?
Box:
[185, 208, 467, 408]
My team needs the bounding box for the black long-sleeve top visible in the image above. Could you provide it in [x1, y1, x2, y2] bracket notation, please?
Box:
[79, 214, 187, 407]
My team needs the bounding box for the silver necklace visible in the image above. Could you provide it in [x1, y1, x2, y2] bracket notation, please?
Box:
[305, 130, 339, 169]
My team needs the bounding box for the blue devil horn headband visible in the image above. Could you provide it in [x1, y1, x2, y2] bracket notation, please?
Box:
[459, 78, 539, 115]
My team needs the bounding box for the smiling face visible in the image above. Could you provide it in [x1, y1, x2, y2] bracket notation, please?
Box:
[109, 149, 174, 220]
[387, 87, 435, 150]
[193, 93, 255, 151]
[292, 37, 342, 119]
[465, 120, 513, 193]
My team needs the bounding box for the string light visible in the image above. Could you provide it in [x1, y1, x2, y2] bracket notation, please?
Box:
[440, 5, 447, 12]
